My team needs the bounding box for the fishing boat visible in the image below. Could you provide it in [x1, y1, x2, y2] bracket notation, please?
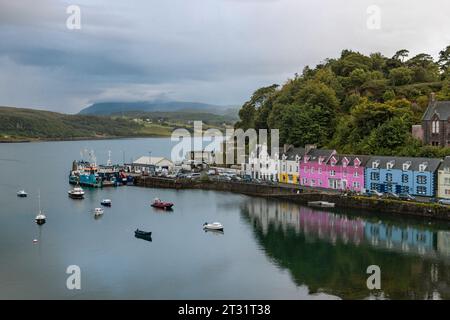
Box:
[35, 191, 46, 225]
[101, 199, 112, 206]
[151, 198, 173, 210]
[134, 229, 152, 241]
[307, 201, 335, 208]
[94, 207, 104, 216]
[68, 186, 85, 199]
[17, 190, 28, 198]
[203, 222, 224, 231]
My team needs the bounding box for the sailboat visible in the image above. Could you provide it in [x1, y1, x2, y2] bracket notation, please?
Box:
[35, 190, 46, 225]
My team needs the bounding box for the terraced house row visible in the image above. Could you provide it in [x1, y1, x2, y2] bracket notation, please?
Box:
[243, 144, 450, 199]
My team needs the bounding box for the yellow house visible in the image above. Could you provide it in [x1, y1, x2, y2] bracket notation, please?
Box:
[278, 146, 305, 184]
[438, 157, 450, 199]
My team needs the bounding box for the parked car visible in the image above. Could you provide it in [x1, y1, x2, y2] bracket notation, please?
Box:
[366, 190, 383, 197]
[438, 198, 450, 205]
[399, 193, 416, 201]
[384, 192, 400, 199]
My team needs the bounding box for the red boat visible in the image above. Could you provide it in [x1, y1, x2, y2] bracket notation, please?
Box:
[151, 198, 174, 210]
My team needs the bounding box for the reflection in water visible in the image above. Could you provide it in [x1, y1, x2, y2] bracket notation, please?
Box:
[241, 199, 450, 299]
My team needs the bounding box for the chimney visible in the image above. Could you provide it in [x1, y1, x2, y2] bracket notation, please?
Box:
[305, 144, 317, 154]
[430, 92, 436, 103]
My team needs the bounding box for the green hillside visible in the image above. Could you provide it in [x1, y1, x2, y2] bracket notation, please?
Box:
[235, 46, 450, 158]
[0, 107, 173, 141]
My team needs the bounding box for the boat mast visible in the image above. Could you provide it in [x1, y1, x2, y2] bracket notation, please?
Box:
[38, 189, 41, 214]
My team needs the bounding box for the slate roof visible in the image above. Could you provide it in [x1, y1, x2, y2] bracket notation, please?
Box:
[439, 156, 450, 171]
[305, 149, 336, 163]
[331, 154, 370, 166]
[279, 147, 306, 161]
[366, 156, 442, 173]
[422, 100, 450, 121]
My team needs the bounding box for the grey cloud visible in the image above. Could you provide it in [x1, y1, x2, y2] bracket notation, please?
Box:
[0, 0, 449, 113]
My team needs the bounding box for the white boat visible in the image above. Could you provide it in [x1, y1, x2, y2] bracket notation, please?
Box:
[307, 201, 335, 208]
[94, 207, 104, 216]
[17, 190, 28, 197]
[35, 191, 46, 225]
[203, 222, 224, 231]
[101, 199, 112, 206]
[68, 186, 85, 199]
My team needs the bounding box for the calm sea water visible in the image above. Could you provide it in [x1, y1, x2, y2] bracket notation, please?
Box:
[0, 138, 449, 299]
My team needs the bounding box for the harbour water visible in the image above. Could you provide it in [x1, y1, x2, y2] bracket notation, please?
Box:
[0, 138, 449, 299]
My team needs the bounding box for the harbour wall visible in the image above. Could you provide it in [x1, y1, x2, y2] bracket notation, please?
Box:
[134, 176, 450, 221]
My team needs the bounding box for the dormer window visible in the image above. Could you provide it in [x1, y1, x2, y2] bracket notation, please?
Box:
[354, 158, 360, 168]
[386, 160, 395, 170]
[295, 155, 300, 162]
[402, 161, 411, 171]
[318, 157, 323, 165]
[330, 157, 337, 166]
[419, 162, 427, 172]
[372, 160, 380, 169]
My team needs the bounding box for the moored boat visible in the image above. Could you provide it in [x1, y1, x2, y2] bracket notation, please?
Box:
[151, 198, 173, 210]
[35, 191, 46, 225]
[17, 190, 28, 197]
[94, 207, 104, 216]
[135, 229, 152, 237]
[134, 229, 152, 241]
[68, 186, 85, 199]
[307, 201, 335, 208]
[101, 199, 112, 206]
[203, 222, 224, 231]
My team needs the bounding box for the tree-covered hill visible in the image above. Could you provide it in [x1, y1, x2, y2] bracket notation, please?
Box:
[235, 46, 450, 157]
[0, 107, 170, 141]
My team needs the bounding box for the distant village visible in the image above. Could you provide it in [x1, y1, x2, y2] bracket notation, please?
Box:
[126, 97, 450, 202]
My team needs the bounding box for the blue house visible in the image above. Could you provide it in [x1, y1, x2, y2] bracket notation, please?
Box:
[364, 156, 441, 197]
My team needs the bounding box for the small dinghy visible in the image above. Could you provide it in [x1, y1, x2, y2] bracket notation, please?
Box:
[68, 186, 85, 199]
[151, 198, 173, 210]
[17, 190, 28, 198]
[101, 199, 112, 206]
[135, 229, 152, 241]
[35, 212, 46, 225]
[94, 207, 104, 216]
[307, 201, 335, 208]
[203, 222, 224, 231]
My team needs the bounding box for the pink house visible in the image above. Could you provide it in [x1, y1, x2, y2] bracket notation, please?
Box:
[299, 149, 368, 193]
[299, 149, 336, 189]
[324, 154, 369, 192]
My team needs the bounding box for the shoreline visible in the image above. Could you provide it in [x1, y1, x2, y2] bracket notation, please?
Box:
[134, 176, 450, 221]
[0, 134, 171, 144]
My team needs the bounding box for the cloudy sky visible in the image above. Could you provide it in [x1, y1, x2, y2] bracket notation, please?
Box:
[0, 0, 449, 113]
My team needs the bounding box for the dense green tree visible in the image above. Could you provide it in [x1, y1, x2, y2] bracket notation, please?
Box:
[235, 47, 449, 157]
[392, 49, 409, 62]
[389, 67, 414, 85]
[438, 45, 450, 73]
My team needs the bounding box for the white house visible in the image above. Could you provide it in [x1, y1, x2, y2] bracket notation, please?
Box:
[242, 144, 279, 181]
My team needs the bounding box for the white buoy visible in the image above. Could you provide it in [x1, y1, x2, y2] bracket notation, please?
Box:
[33, 239, 38, 243]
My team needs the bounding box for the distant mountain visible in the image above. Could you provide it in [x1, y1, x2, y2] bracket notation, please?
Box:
[79, 101, 238, 116]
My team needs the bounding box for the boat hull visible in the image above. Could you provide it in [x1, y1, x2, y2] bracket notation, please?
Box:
[68, 193, 84, 199]
[151, 203, 173, 209]
[307, 201, 335, 208]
